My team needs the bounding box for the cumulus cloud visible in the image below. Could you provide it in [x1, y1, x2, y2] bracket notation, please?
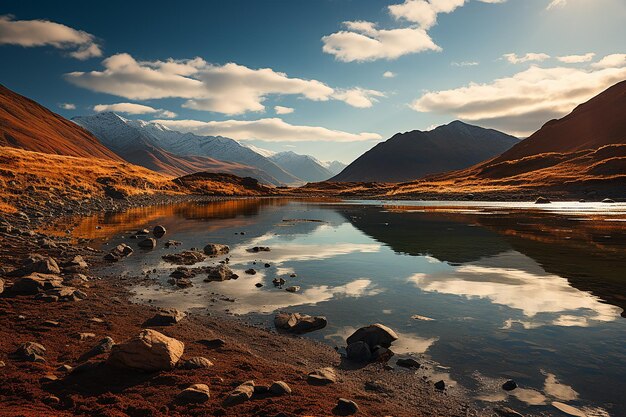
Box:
[557, 53, 595, 63]
[274, 105, 294, 115]
[322, 0, 505, 62]
[150, 118, 382, 142]
[591, 53, 626, 69]
[383, 71, 396, 78]
[93, 102, 177, 118]
[502, 52, 550, 64]
[65, 53, 380, 114]
[58, 103, 76, 110]
[410, 55, 626, 136]
[332, 88, 386, 108]
[0, 15, 101, 60]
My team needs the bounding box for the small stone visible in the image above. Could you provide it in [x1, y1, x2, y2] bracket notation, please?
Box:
[138, 238, 157, 249]
[144, 309, 185, 326]
[333, 398, 359, 416]
[269, 381, 291, 396]
[264, 263, 271, 268]
[434, 380, 446, 390]
[178, 356, 214, 370]
[177, 384, 210, 403]
[11, 342, 46, 362]
[307, 367, 336, 385]
[153, 225, 167, 237]
[203, 243, 229, 256]
[396, 358, 421, 369]
[244, 268, 256, 275]
[502, 380, 518, 391]
[272, 278, 285, 286]
[255, 283, 263, 288]
[285, 285, 300, 293]
[197, 338, 225, 349]
[43, 395, 60, 405]
[224, 380, 255, 406]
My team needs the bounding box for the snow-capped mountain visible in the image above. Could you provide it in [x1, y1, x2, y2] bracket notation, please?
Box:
[321, 160, 347, 176]
[268, 151, 335, 183]
[72, 112, 300, 185]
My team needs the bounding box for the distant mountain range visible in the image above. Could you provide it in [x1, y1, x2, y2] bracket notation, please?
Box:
[268, 151, 337, 183]
[0, 85, 121, 161]
[331, 121, 520, 183]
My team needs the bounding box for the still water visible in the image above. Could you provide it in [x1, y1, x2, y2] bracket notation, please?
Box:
[65, 199, 626, 416]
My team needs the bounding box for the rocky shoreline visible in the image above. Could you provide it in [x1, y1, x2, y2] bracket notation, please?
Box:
[0, 194, 522, 416]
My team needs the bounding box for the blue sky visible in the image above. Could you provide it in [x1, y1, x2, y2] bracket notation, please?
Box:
[1, 0, 625, 162]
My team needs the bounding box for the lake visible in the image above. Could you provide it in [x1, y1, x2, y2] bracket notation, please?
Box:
[62, 198, 626, 416]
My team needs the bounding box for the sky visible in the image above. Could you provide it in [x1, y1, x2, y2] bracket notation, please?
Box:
[1, 0, 625, 163]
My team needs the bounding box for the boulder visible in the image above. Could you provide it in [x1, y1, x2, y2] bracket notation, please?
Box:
[307, 367, 336, 385]
[204, 264, 237, 281]
[144, 309, 185, 326]
[269, 381, 291, 396]
[178, 356, 214, 370]
[153, 225, 167, 237]
[333, 398, 359, 416]
[177, 384, 210, 403]
[224, 380, 255, 406]
[274, 312, 327, 334]
[138, 238, 157, 249]
[108, 329, 184, 371]
[11, 342, 46, 362]
[10, 273, 63, 295]
[9, 255, 60, 276]
[203, 243, 229, 256]
[346, 341, 372, 363]
[346, 324, 398, 349]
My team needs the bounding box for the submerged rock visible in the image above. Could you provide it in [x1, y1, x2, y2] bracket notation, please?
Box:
[108, 329, 184, 371]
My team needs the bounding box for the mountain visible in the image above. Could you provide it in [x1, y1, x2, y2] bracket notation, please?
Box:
[331, 121, 520, 183]
[322, 160, 348, 176]
[391, 80, 626, 197]
[73, 113, 300, 185]
[0, 84, 121, 161]
[268, 151, 335, 183]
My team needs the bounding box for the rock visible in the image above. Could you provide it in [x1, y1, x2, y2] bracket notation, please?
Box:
[57, 364, 73, 372]
[205, 264, 237, 281]
[165, 240, 181, 248]
[346, 324, 398, 349]
[333, 398, 359, 416]
[170, 267, 194, 279]
[105, 244, 133, 261]
[144, 309, 185, 326]
[269, 381, 291, 396]
[396, 358, 421, 369]
[79, 337, 115, 361]
[42, 320, 60, 327]
[203, 243, 229, 256]
[285, 286, 300, 293]
[175, 278, 193, 288]
[272, 278, 285, 286]
[602, 198, 616, 203]
[197, 338, 226, 349]
[136, 229, 150, 235]
[494, 406, 524, 417]
[0, 278, 3, 294]
[244, 268, 256, 275]
[61, 255, 88, 272]
[178, 356, 214, 370]
[274, 312, 327, 334]
[10, 273, 63, 295]
[224, 380, 255, 406]
[502, 380, 518, 391]
[138, 238, 157, 249]
[371, 345, 394, 363]
[264, 263, 271, 268]
[255, 283, 263, 288]
[177, 384, 210, 403]
[535, 196, 551, 204]
[108, 329, 184, 371]
[254, 385, 269, 395]
[247, 246, 270, 252]
[9, 255, 61, 276]
[43, 395, 60, 405]
[434, 380, 446, 390]
[47, 286, 87, 302]
[153, 225, 167, 237]
[163, 250, 205, 265]
[346, 341, 372, 363]
[307, 367, 336, 385]
[10, 342, 46, 362]
[74, 332, 96, 341]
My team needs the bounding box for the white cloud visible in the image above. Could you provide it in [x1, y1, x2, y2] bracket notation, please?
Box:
[557, 53, 595, 63]
[66, 53, 379, 114]
[547, 0, 567, 10]
[332, 88, 386, 108]
[383, 71, 396, 78]
[322, 0, 505, 62]
[93, 102, 177, 118]
[151, 118, 382, 142]
[410, 55, 626, 136]
[274, 105, 294, 115]
[503, 52, 550, 64]
[451, 61, 479, 67]
[0, 15, 101, 60]
[591, 53, 626, 69]
[58, 103, 75, 110]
